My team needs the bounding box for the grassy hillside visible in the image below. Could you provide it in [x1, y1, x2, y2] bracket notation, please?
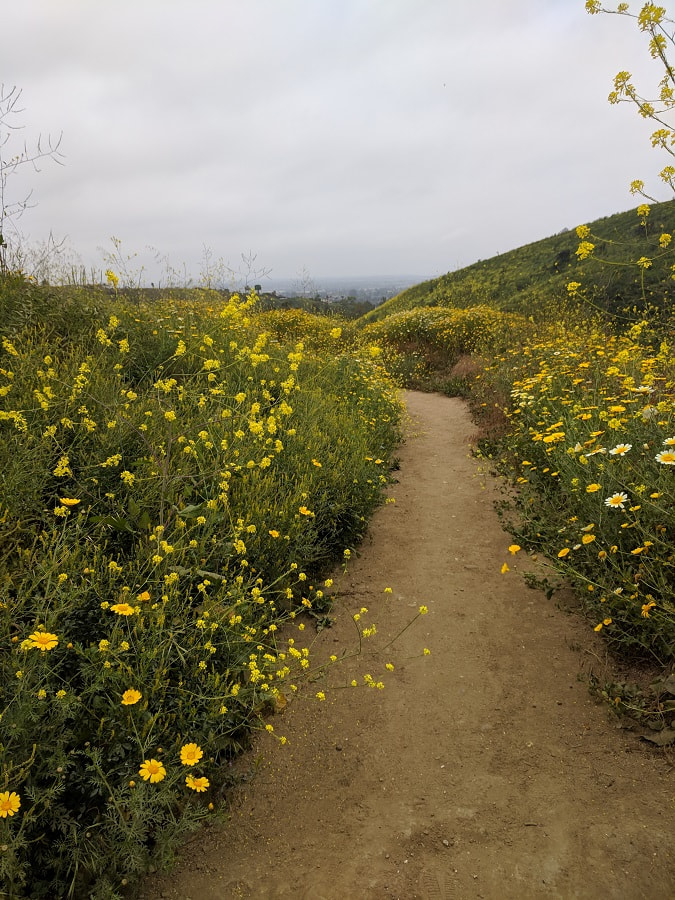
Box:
[361, 201, 675, 324]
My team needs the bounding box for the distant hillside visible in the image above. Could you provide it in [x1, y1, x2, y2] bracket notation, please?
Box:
[361, 201, 675, 323]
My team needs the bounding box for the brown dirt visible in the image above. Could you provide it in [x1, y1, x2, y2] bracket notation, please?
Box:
[141, 391, 674, 900]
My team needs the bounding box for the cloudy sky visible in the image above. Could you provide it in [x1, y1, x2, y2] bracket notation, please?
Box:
[2, 0, 672, 286]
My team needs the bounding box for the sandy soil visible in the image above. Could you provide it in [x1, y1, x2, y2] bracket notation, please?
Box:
[141, 391, 674, 900]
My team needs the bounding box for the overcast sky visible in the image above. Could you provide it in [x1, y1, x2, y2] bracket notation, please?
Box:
[2, 0, 673, 285]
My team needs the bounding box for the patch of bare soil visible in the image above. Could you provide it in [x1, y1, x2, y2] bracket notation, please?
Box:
[141, 391, 674, 900]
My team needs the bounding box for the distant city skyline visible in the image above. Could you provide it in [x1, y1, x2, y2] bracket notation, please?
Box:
[3, 1, 672, 282]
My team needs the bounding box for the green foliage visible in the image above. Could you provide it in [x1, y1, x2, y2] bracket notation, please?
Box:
[480, 318, 674, 663]
[259, 292, 376, 320]
[0, 282, 401, 897]
[0, 273, 103, 343]
[360, 305, 533, 391]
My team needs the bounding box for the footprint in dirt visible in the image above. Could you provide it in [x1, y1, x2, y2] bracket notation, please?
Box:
[418, 869, 455, 899]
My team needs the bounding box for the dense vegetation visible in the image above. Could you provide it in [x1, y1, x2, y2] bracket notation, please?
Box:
[2, 224, 673, 898]
[4, 0, 675, 884]
[0, 277, 403, 897]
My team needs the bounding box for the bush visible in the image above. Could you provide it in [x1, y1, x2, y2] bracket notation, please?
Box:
[360, 305, 532, 390]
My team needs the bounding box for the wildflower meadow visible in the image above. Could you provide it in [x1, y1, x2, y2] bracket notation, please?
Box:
[485, 313, 674, 662]
[2, 3, 675, 896]
[0, 281, 404, 897]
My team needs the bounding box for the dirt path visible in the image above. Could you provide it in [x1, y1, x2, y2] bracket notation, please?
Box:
[142, 392, 674, 900]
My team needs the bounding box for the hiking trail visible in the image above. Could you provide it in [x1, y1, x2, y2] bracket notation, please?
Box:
[142, 391, 674, 900]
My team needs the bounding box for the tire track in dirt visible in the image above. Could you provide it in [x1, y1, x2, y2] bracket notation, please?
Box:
[142, 391, 674, 900]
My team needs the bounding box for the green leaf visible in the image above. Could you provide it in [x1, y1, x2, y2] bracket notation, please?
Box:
[176, 503, 207, 519]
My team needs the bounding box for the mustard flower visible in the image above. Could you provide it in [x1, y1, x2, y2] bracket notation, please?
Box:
[53, 455, 72, 477]
[1, 338, 19, 357]
[576, 241, 595, 260]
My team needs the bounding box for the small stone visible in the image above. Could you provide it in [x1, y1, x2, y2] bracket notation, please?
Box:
[442, 839, 450, 847]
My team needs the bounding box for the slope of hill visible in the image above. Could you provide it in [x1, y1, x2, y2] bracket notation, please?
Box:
[361, 201, 675, 323]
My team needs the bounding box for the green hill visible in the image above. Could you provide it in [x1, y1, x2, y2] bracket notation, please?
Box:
[361, 200, 675, 324]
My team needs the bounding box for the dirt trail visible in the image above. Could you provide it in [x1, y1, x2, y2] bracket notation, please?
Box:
[142, 391, 674, 900]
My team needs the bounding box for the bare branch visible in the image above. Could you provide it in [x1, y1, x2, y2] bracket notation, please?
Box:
[0, 83, 65, 274]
